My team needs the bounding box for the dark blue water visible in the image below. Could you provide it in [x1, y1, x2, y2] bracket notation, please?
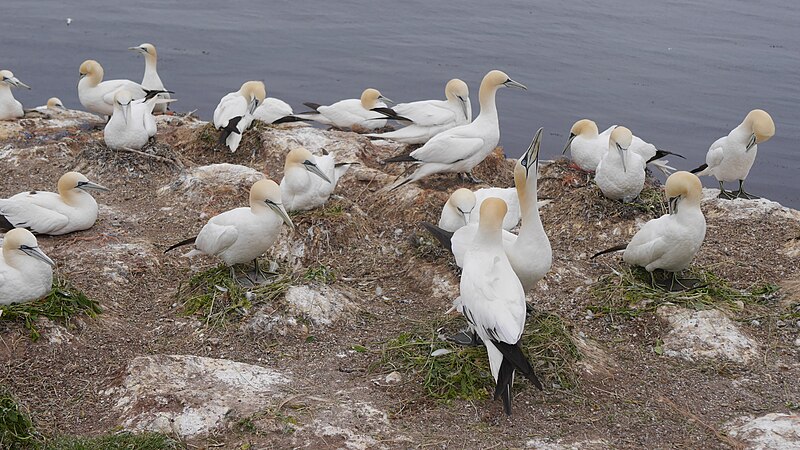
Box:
[4, 0, 799, 206]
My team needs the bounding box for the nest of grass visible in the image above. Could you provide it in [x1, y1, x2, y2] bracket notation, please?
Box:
[0, 275, 101, 341]
[74, 140, 186, 175]
[0, 388, 38, 449]
[589, 265, 782, 320]
[377, 310, 581, 401]
[188, 122, 268, 167]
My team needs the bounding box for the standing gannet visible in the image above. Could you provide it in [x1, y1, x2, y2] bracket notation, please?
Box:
[104, 90, 174, 150]
[280, 147, 357, 212]
[383, 70, 526, 190]
[298, 88, 392, 131]
[0, 70, 31, 120]
[459, 197, 542, 415]
[165, 179, 294, 284]
[213, 81, 266, 152]
[129, 43, 171, 114]
[595, 126, 646, 202]
[253, 97, 294, 124]
[365, 79, 471, 144]
[593, 172, 706, 291]
[0, 172, 109, 235]
[78, 60, 155, 118]
[690, 109, 775, 199]
[0, 228, 55, 305]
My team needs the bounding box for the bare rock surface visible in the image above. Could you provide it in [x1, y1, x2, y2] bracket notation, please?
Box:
[726, 413, 800, 450]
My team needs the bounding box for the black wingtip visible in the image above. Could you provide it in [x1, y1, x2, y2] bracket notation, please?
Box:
[590, 243, 628, 260]
[0, 214, 15, 232]
[143, 89, 173, 101]
[383, 154, 417, 164]
[218, 116, 244, 145]
[164, 236, 196, 254]
[302, 102, 322, 112]
[371, 107, 411, 122]
[494, 358, 515, 416]
[420, 222, 454, 252]
[648, 149, 687, 163]
[689, 163, 707, 174]
[334, 162, 361, 168]
[271, 115, 311, 125]
[493, 341, 543, 391]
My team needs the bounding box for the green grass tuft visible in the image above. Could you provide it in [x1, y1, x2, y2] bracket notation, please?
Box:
[0, 388, 38, 449]
[45, 432, 183, 450]
[176, 263, 293, 326]
[303, 264, 336, 284]
[624, 182, 668, 216]
[0, 276, 101, 341]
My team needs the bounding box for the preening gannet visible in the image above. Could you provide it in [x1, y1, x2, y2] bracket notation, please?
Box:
[0, 171, 109, 235]
[383, 70, 526, 190]
[0, 228, 55, 305]
[104, 90, 174, 150]
[280, 147, 357, 212]
[78, 59, 156, 117]
[690, 109, 775, 199]
[0, 70, 30, 120]
[436, 188, 476, 232]
[459, 197, 542, 415]
[298, 88, 392, 131]
[129, 43, 171, 114]
[165, 179, 294, 284]
[213, 80, 266, 152]
[365, 78, 471, 144]
[595, 126, 646, 202]
[593, 171, 706, 291]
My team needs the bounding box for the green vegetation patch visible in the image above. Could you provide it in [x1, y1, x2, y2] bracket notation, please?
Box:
[45, 432, 183, 450]
[303, 263, 337, 284]
[0, 276, 101, 341]
[0, 388, 38, 449]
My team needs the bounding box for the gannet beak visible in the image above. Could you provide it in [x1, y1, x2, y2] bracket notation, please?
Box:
[379, 95, 394, 105]
[128, 46, 145, 54]
[77, 181, 110, 192]
[746, 133, 757, 152]
[20, 245, 56, 267]
[617, 143, 627, 173]
[249, 98, 259, 114]
[562, 133, 576, 154]
[458, 96, 469, 121]
[668, 196, 679, 215]
[462, 210, 471, 226]
[267, 200, 295, 232]
[303, 160, 332, 184]
[122, 103, 130, 125]
[503, 78, 527, 90]
[9, 77, 31, 89]
[520, 127, 543, 176]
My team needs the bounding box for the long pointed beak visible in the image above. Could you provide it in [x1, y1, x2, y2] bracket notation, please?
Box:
[78, 181, 110, 192]
[268, 201, 295, 232]
[746, 133, 757, 151]
[10, 77, 31, 89]
[462, 211, 471, 226]
[128, 46, 145, 53]
[562, 133, 576, 155]
[303, 161, 332, 184]
[668, 196, 679, 215]
[617, 144, 627, 173]
[122, 103, 130, 125]
[20, 245, 56, 267]
[379, 96, 394, 105]
[503, 79, 527, 90]
[459, 96, 470, 121]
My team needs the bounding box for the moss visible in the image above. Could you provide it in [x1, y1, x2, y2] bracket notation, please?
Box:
[303, 264, 337, 284]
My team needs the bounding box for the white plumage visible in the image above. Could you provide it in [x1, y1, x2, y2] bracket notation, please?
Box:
[0, 228, 55, 305]
[563, 119, 606, 171]
[213, 81, 266, 152]
[104, 90, 171, 150]
[298, 88, 390, 131]
[0, 70, 30, 120]
[437, 188, 476, 232]
[281, 147, 354, 212]
[595, 126, 646, 202]
[129, 43, 171, 114]
[253, 97, 293, 124]
[78, 60, 150, 117]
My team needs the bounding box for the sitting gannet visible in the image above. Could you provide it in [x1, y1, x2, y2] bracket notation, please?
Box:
[595, 126, 646, 202]
[0, 70, 31, 120]
[280, 147, 356, 212]
[690, 109, 775, 199]
[104, 90, 174, 150]
[129, 43, 171, 114]
[593, 171, 706, 291]
[78, 59, 155, 118]
[35, 98, 65, 112]
[383, 70, 526, 190]
[165, 179, 294, 284]
[298, 88, 392, 131]
[459, 197, 542, 415]
[365, 79, 471, 144]
[213, 80, 266, 152]
[433, 187, 522, 234]
[253, 97, 294, 124]
[0, 172, 109, 235]
[0, 228, 55, 305]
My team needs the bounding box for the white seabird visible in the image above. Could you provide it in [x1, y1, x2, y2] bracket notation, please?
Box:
[593, 171, 706, 291]
[0, 171, 109, 235]
[165, 179, 294, 283]
[690, 109, 775, 199]
[213, 80, 266, 152]
[383, 70, 526, 190]
[280, 147, 356, 212]
[436, 188, 476, 232]
[0, 70, 31, 120]
[298, 88, 392, 131]
[595, 126, 646, 202]
[35, 97, 65, 112]
[78, 59, 155, 118]
[104, 90, 174, 150]
[365, 78, 471, 144]
[253, 97, 294, 124]
[0, 228, 55, 305]
[458, 197, 542, 415]
[129, 43, 171, 114]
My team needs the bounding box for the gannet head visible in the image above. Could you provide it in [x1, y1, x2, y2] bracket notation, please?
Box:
[665, 171, 703, 213]
[128, 43, 157, 58]
[113, 90, 133, 124]
[0, 70, 31, 89]
[284, 147, 332, 184]
[47, 97, 65, 109]
[360, 88, 393, 109]
[3, 228, 55, 267]
[478, 197, 508, 233]
[79, 60, 104, 85]
[240, 81, 266, 113]
[515, 127, 543, 199]
[744, 109, 775, 151]
[446, 188, 476, 226]
[251, 179, 295, 231]
[483, 70, 527, 91]
[445, 78, 470, 121]
[610, 126, 633, 172]
[563, 119, 599, 154]
[58, 172, 110, 200]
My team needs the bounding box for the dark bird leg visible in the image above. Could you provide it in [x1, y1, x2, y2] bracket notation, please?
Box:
[717, 181, 737, 200]
[448, 328, 483, 347]
[465, 171, 483, 183]
[734, 180, 759, 200]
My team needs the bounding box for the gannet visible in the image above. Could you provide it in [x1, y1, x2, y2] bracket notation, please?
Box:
[298, 88, 392, 131]
[129, 43, 171, 114]
[595, 126, 646, 202]
[0, 228, 55, 305]
[165, 179, 294, 284]
[690, 109, 775, 199]
[436, 188, 477, 232]
[0, 172, 109, 235]
[365, 79, 471, 144]
[104, 90, 174, 150]
[280, 147, 357, 212]
[593, 171, 706, 291]
[383, 70, 526, 190]
[36, 97, 65, 111]
[0, 70, 30, 120]
[78, 60, 155, 117]
[459, 197, 542, 415]
[253, 97, 294, 124]
[213, 80, 266, 152]
[562, 119, 605, 171]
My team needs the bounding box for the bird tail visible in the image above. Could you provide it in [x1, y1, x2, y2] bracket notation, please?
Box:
[271, 115, 311, 125]
[591, 243, 628, 259]
[420, 222, 454, 252]
[690, 163, 708, 175]
[301, 102, 322, 113]
[371, 107, 411, 122]
[164, 236, 197, 254]
[143, 89, 173, 102]
[493, 341, 542, 390]
[494, 357, 516, 415]
[648, 149, 685, 163]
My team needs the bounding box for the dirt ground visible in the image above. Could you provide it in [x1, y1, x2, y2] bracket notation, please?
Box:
[1, 112, 799, 449]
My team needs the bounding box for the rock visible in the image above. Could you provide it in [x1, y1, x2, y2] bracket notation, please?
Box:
[525, 438, 610, 449]
[157, 163, 264, 199]
[656, 305, 760, 364]
[113, 354, 289, 437]
[384, 371, 402, 384]
[703, 189, 800, 221]
[284, 285, 357, 326]
[726, 413, 800, 450]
